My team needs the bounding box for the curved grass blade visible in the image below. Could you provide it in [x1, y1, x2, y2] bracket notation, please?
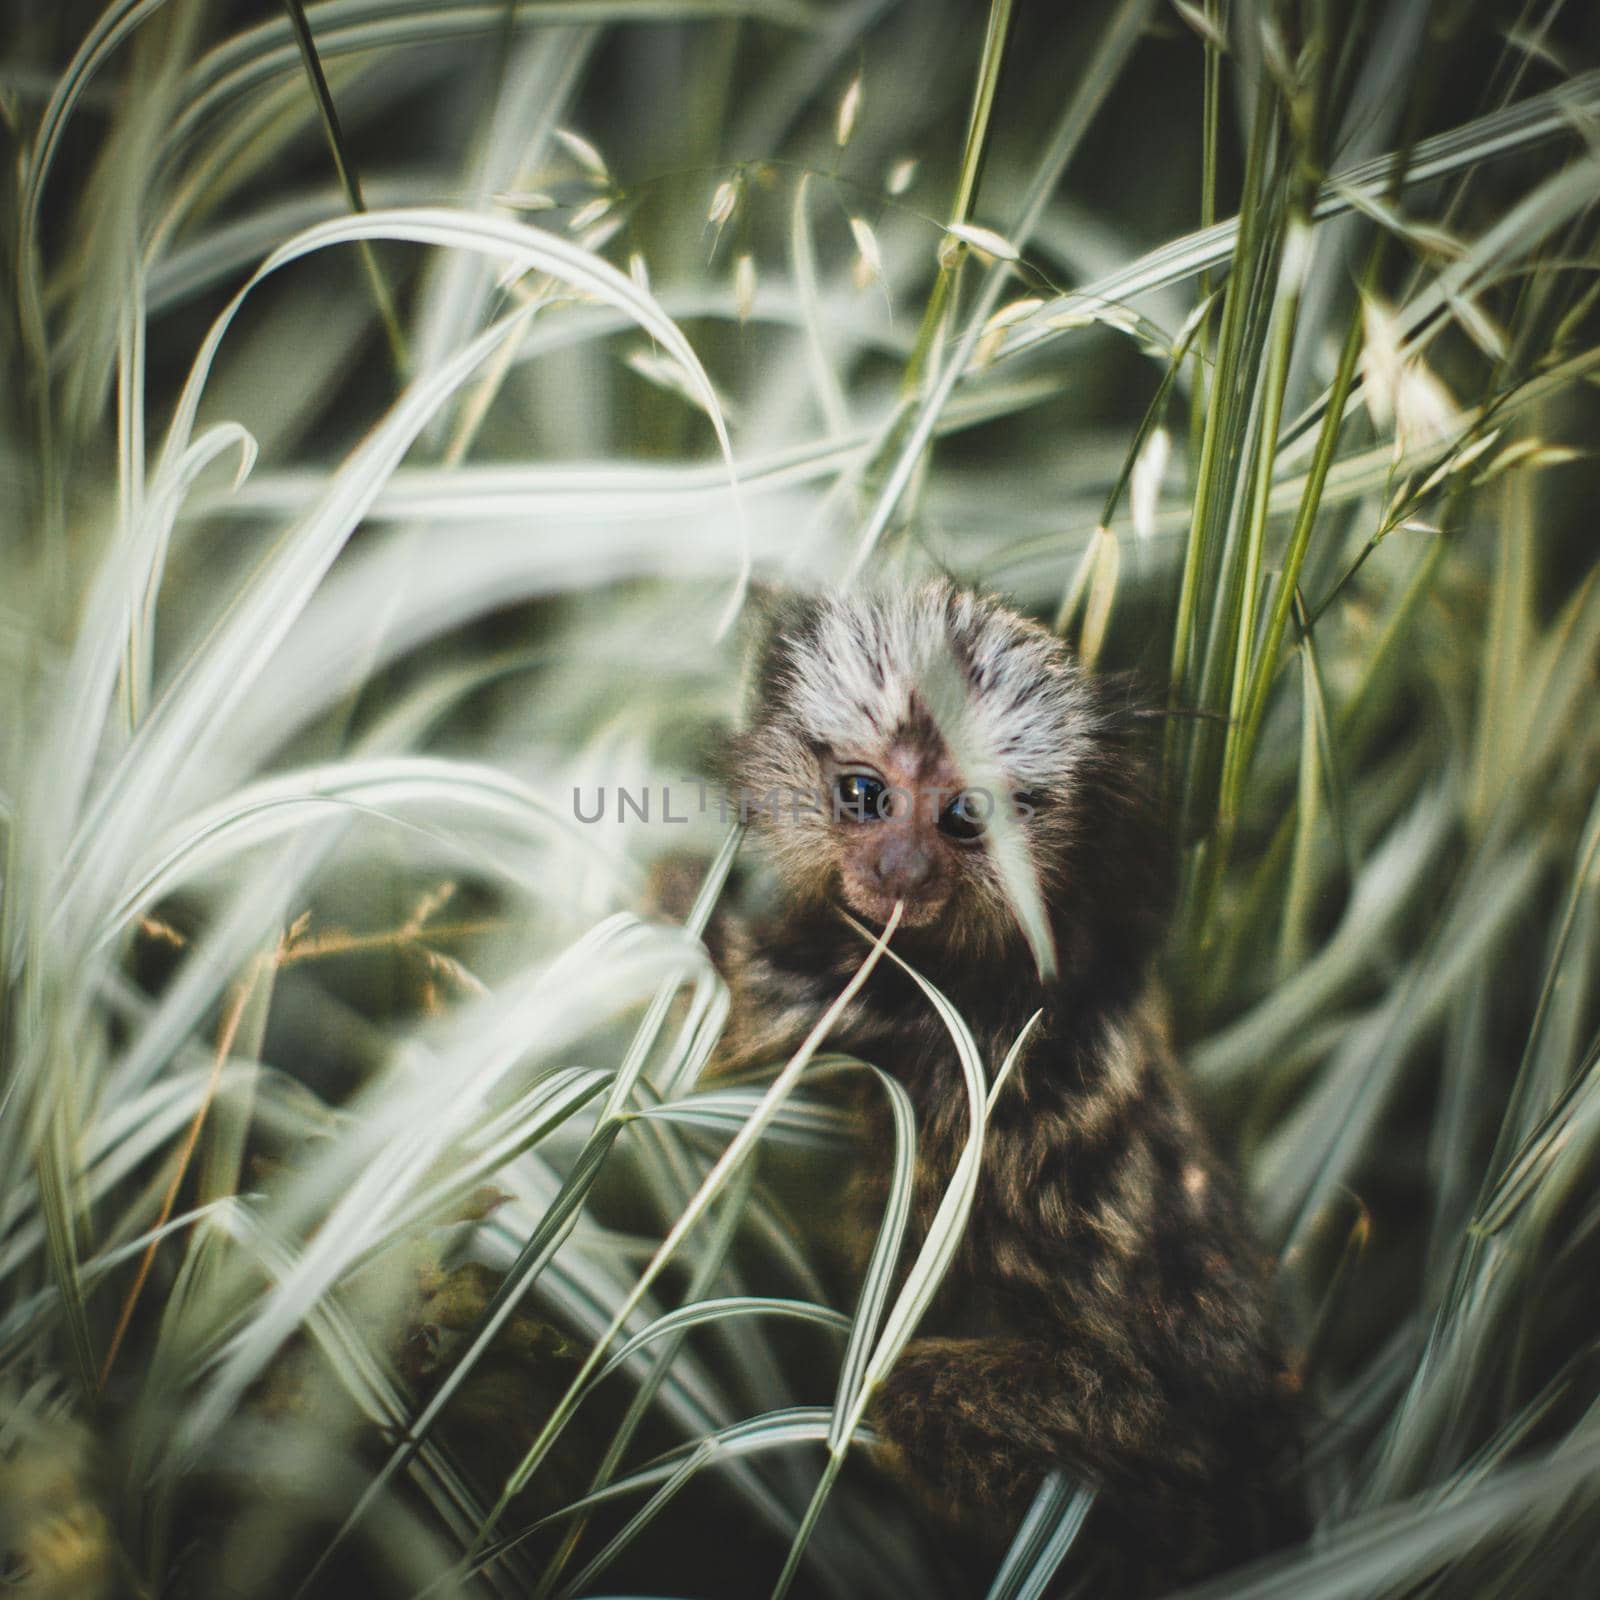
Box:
[984, 1471, 1096, 1600]
[467, 909, 903, 1560]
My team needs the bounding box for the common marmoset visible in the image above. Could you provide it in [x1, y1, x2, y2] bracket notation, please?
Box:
[716, 581, 1305, 1596]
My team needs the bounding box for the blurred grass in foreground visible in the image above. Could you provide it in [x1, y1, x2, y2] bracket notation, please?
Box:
[3, 0, 1600, 1595]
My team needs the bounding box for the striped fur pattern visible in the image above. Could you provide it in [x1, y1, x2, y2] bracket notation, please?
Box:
[720, 583, 1305, 1596]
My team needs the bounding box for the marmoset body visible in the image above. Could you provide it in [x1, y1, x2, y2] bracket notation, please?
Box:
[717, 581, 1305, 1596]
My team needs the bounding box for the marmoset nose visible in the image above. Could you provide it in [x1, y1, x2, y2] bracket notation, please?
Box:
[873, 832, 934, 895]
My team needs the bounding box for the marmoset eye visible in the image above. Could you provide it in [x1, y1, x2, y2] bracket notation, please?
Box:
[835, 772, 886, 821]
[938, 791, 990, 842]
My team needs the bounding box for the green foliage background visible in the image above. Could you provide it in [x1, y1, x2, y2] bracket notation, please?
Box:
[3, 1, 1600, 1595]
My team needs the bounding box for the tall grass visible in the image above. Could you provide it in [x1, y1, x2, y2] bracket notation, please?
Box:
[2, 1, 1599, 1596]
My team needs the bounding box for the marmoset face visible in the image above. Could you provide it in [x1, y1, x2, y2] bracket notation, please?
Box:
[733, 581, 1099, 946]
[818, 743, 1034, 929]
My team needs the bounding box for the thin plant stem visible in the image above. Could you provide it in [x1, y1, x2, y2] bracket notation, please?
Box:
[281, 0, 409, 376]
[98, 947, 272, 1389]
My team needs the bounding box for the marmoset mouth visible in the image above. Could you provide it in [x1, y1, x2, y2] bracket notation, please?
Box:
[839, 886, 950, 931]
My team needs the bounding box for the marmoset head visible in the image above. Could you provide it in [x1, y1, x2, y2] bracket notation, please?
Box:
[729, 581, 1162, 972]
